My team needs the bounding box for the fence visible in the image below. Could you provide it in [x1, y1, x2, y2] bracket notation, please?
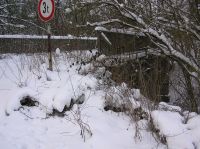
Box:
[96, 28, 156, 56]
[0, 35, 97, 53]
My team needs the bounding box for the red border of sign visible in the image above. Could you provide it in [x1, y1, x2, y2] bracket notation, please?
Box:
[38, 0, 55, 22]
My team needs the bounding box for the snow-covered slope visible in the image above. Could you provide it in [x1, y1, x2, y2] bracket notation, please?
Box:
[0, 52, 165, 149]
[0, 51, 200, 149]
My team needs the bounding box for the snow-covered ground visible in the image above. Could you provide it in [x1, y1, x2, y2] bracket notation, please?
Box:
[0, 50, 199, 149]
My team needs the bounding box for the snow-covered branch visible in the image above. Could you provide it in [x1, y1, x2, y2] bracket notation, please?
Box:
[0, 3, 24, 10]
[83, 0, 200, 75]
[78, 19, 140, 31]
[0, 15, 47, 32]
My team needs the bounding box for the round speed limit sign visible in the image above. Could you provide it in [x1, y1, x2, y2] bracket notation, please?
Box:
[38, 0, 55, 22]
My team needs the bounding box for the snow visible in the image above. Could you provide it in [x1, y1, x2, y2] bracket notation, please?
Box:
[87, 19, 120, 27]
[65, 8, 72, 14]
[107, 48, 161, 61]
[151, 110, 200, 149]
[158, 102, 182, 112]
[6, 88, 38, 114]
[119, 3, 124, 7]
[78, 63, 95, 75]
[0, 50, 200, 149]
[95, 26, 107, 31]
[132, 89, 141, 99]
[51, 73, 96, 112]
[96, 54, 106, 61]
[95, 26, 145, 36]
[151, 111, 186, 136]
[0, 51, 166, 149]
[55, 48, 60, 55]
[0, 35, 97, 40]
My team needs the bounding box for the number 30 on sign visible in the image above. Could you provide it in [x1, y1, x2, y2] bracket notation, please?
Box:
[38, 0, 55, 22]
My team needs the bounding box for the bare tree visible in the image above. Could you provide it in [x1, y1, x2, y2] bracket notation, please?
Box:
[0, 0, 48, 34]
[79, 0, 200, 112]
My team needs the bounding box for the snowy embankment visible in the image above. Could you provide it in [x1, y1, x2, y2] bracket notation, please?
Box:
[151, 103, 200, 149]
[0, 50, 199, 149]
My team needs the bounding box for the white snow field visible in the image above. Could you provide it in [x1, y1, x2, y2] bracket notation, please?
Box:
[0, 50, 199, 149]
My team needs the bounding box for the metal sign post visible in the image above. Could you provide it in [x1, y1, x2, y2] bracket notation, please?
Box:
[38, 0, 55, 71]
[47, 25, 53, 71]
